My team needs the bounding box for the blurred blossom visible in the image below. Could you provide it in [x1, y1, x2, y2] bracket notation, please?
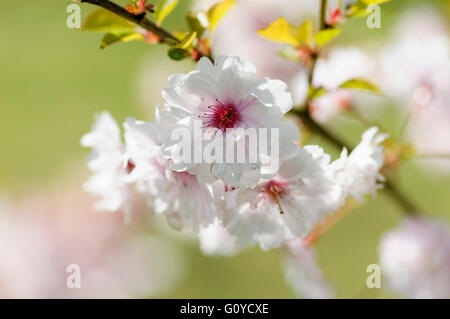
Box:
[194, 0, 319, 105]
[284, 239, 335, 299]
[380, 8, 450, 162]
[199, 219, 239, 256]
[311, 47, 378, 122]
[0, 189, 186, 298]
[380, 7, 449, 101]
[379, 218, 450, 298]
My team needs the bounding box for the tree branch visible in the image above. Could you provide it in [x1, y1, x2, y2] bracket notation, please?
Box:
[80, 0, 180, 45]
[290, 109, 420, 215]
[319, 0, 327, 30]
[290, 0, 420, 215]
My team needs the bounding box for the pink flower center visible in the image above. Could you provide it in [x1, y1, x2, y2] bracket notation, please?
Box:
[262, 179, 289, 214]
[202, 99, 240, 130]
[126, 160, 135, 173]
[200, 96, 257, 131]
[263, 179, 288, 201]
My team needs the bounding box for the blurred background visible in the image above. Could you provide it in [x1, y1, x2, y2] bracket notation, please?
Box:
[0, 0, 449, 298]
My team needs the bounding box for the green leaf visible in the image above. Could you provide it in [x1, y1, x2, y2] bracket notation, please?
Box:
[186, 11, 208, 38]
[314, 28, 342, 47]
[168, 47, 190, 60]
[208, 0, 235, 32]
[155, 0, 179, 25]
[82, 9, 135, 32]
[100, 32, 144, 49]
[339, 79, 381, 94]
[258, 17, 300, 46]
[308, 86, 328, 100]
[297, 21, 314, 47]
[167, 32, 197, 60]
[347, 2, 369, 17]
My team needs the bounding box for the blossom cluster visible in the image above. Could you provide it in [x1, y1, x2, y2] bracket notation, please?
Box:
[82, 55, 388, 251]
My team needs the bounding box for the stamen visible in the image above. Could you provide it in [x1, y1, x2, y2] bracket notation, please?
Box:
[201, 99, 240, 130]
[262, 180, 289, 214]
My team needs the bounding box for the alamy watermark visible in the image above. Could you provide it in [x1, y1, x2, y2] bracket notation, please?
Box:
[66, 264, 81, 289]
[66, 4, 81, 29]
[366, 4, 381, 29]
[366, 264, 381, 288]
[167, 119, 281, 174]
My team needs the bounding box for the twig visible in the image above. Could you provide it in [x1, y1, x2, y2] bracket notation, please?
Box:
[290, 108, 420, 215]
[319, 0, 328, 30]
[80, 0, 180, 45]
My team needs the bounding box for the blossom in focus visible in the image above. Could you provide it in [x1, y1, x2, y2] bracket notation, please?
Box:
[81, 55, 389, 251]
[159, 55, 299, 187]
[379, 218, 450, 298]
[123, 116, 218, 230]
[222, 146, 344, 250]
[329, 127, 388, 202]
[81, 112, 131, 216]
[284, 239, 335, 299]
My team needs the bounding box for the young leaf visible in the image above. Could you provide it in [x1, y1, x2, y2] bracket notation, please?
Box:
[186, 11, 208, 38]
[155, 0, 179, 25]
[258, 17, 300, 46]
[347, 0, 390, 17]
[314, 29, 342, 47]
[177, 31, 197, 50]
[82, 9, 135, 32]
[361, 0, 390, 4]
[172, 31, 189, 41]
[339, 78, 381, 94]
[208, 0, 236, 32]
[100, 32, 144, 49]
[166, 31, 197, 60]
[297, 21, 314, 47]
[346, 1, 370, 17]
[308, 86, 328, 100]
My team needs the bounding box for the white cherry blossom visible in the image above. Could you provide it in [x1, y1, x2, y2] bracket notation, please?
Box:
[123, 117, 218, 230]
[222, 146, 344, 250]
[159, 55, 299, 187]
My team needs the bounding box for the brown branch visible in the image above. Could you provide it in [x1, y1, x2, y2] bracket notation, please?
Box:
[80, 0, 180, 45]
[319, 0, 327, 30]
[290, 108, 420, 215]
